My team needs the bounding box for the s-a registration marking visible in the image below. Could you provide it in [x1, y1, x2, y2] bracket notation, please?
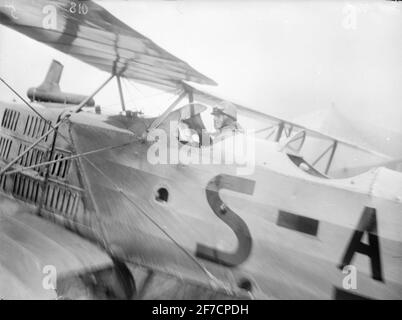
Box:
[196, 174, 255, 267]
[196, 175, 386, 284]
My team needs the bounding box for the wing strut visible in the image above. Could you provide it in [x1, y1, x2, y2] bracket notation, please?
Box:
[116, 75, 126, 112]
[75, 74, 115, 113]
[147, 90, 187, 132]
[275, 121, 285, 142]
[311, 141, 338, 174]
[325, 141, 337, 174]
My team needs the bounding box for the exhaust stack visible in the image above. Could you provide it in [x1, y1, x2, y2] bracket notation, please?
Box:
[27, 60, 95, 107]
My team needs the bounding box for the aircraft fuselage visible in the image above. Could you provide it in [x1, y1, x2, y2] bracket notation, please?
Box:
[0, 102, 401, 299]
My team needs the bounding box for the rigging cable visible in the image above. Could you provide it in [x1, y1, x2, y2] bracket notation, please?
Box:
[82, 155, 233, 295]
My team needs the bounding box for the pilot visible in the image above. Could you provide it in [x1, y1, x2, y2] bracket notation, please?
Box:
[211, 101, 243, 140]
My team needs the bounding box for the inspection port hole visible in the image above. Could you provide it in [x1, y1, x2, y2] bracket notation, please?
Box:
[238, 278, 253, 292]
[155, 187, 169, 203]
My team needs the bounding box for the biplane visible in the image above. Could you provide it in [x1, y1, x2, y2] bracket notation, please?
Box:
[0, 0, 401, 300]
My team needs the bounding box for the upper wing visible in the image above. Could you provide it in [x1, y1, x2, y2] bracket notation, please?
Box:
[186, 83, 388, 155]
[0, 195, 112, 299]
[184, 83, 394, 176]
[0, 0, 216, 91]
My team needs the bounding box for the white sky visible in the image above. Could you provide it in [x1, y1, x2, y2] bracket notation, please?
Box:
[0, 0, 401, 131]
